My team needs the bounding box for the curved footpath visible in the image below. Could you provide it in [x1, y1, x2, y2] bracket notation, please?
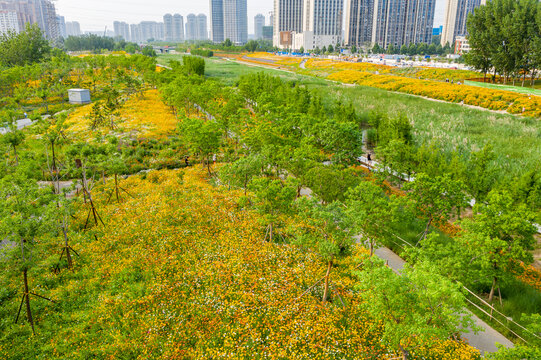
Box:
[375, 247, 514, 354]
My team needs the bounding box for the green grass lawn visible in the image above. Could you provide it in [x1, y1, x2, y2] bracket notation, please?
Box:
[465, 80, 541, 97]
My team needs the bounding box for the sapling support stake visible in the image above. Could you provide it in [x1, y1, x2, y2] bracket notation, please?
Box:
[14, 269, 54, 336]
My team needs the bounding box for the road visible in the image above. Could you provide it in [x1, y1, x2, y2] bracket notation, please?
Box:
[0, 115, 50, 135]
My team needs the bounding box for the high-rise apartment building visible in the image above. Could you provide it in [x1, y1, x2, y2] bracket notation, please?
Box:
[0, 10, 18, 35]
[210, 0, 224, 42]
[299, 0, 343, 49]
[0, 0, 59, 39]
[164, 14, 174, 41]
[254, 13, 265, 39]
[345, 0, 436, 49]
[164, 13, 185, 42]
[136, 21, 163, 42]
[441, 0, 484, 46]
[185, 13, 197, 41]
[210, 0, 247, 45]
[273, 0, 303, 48]
[130, 23, 140, 42]
[65, 21, 81, 36]
[113, 21, 130, 41]
[197, 14, 208, 40]
[262, 25, 273, 41]
[275, 0, 343, 51]
[57, 15, 66, 38]
[345, 0, 374, 46]
[173, 14, 184, 41]
[223, 0, 248, 44]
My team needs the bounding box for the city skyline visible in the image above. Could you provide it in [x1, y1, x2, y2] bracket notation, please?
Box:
[54, 0, 447, 33]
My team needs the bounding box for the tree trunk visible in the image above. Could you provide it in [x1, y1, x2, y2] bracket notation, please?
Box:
[322, 259, 333, 304]
[399, 344, 409, 360]
[62, 220, 73, 269]
[417, 217, 433, 245]
[13, 145, 19, 166]
[488, 277, 497, 304]
[23, 269, 35, 335]
[115, 174, 120, 202]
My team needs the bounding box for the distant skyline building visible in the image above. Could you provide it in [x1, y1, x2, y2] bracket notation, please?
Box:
[210, 0, 224, 43]
[273, 0, 304, 48]
[441, 0, 484, 46]
[223, 0, 248, 44]
[173, 14, 184, 41]
[113, 21, 130, 40]
[254, 13, 265, 39]
[57, 15, 66, 38]
[294, 0, 344, 50]
[0, 10, 18, 35]
[0, 0, 60, 40]
[130, 23, 140, 42]
[65, 21, 81, 36]
[262, 25, 273, 41]
[345, 0, 436, 49]
[345, 0, 374, 47]
[185, 13, 197, 41]
[163, 14, 174, 41]
[164, 14, 184, 42]
[197, 13, 208, 40]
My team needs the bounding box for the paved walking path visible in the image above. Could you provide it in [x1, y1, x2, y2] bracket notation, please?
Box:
[375, 246, 514, 354]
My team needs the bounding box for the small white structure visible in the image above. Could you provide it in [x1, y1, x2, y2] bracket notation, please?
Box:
[68, 89, 91, 105]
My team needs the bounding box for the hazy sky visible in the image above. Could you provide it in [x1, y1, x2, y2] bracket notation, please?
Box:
[56, 0, 446, 33]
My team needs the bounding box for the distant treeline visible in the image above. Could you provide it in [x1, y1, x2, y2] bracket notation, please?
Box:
[466, 0, 541, 85]
[63, 34, 139, 53]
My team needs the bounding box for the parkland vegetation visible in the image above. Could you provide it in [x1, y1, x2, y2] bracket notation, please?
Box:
[1, 9, 541, 360]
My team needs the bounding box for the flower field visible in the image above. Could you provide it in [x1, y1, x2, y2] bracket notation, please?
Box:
[328, 70, 541, 117]
[66, 89, 178, 140]
[0, 168, 480, 359]
[304, 59, 480, 82]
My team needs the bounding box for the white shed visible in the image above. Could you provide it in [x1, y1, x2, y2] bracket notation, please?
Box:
[68, 89, 91, 104]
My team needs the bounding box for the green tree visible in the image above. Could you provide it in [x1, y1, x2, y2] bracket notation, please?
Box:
[180, 117, 221, 175]
[405, 173, 468, 243]
[250, 177, 296, 242]
[142, 45, 157, 58]
[183, 55, 205, 76]
[460, 190, 537, 304]
[220, 154, 264, 195]
[305, 165, 361, 204]
[244, 40, 258, 52]
[465, 144, 497, 202]
[0, 128, 25, 167]
[0, 174, 55, 335]
[0, 24, 50, 67]
[223, 38, 233, 47]
[346, 181, 402, 256]
[358, 258, 475, 360]
[295, 198, 354, 304]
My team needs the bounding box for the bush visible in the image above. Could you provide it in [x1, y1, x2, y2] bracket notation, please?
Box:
[190, 49, 213, 58]
[183, 55, 205, 76]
